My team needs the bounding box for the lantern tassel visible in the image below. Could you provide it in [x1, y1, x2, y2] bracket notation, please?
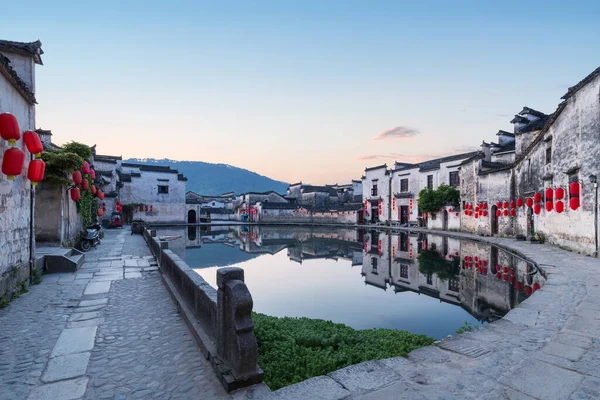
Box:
[8, 139, 17, 146]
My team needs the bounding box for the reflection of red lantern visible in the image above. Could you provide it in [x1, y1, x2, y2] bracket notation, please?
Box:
[533, 282, 541, 292]
[496, 201, 501, 209]
[503, 201, 509, 209]
[510, 201, 515, 209]
[556, 201, 564, 213]
[483, 210, 488, 217]
[526, 197, 534, 208]
[525, 286, 532, 296]
[0, 113, 20, 145]
[496, 210, 501, 217]
[555, 187, 565, 200]
[569, 182, 580, 196]
[509, 276, 515, 285]
[516, 198, 523, 207]
[82, 161, 90, 174]
[516, 281, 522, 291]
[81, 179, 89, 190]
[2, 148, 25, 180]
[496, 272, 502, 279]
[570, 197, 579, 210]
[23, 131, 43, 157]
[545, 188, 553, 200]
[510, 209, 516, 217]
[534, 204, 541, 214]
[70, 187, 80, 202]
[503, 209, 508, 216]
[27, 159, 45, 185]
[534, 192, 542, 203]
[545, 201, 553, 212]
[72, 171, 82, 185]
[97, 208, 104, 217]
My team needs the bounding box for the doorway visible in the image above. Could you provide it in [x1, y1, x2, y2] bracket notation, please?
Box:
[187, 209, 197, 224]
[491, 205, 498, 235]
[527, 207, 534, 237]
[442, 210, 448, 231]
[400, 206, 409, 224]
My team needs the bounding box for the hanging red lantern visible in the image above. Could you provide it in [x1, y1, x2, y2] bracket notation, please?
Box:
[150, 205, 153, 212]
[545, 201, 553, 212]
[510, 201, 515, 209]
[483, 210, 488, 217]
[474, 212, 479, 218]
[90, 169, 96, 180]
[474, 256, 479, 262]
[496, 272, 502, 279]
[570, 197, 580, 210]
[503, 273, 509, 281]
[503, 209, 508, 216]
[509, 276, 515, 285]
[503, 201, 509, 209]
[569, 182, 580, 196]
[516, 198, 523, 207]
[102, 202, 106, 206]
[102, 205, 106, 211]
[525, 286, 532, 296]
[2, 148, 25, 180]
[496, 201, 501, 209]
[534, 204, 541, 214]
[91, 185, 97, 195]
[483, 203, 488, 210]
[545, 188, 553, 200]
[555, 187, 565, 200]
[503, 266, 508, 273]
[510, 209, 516, 217]
[97, 208, 104, 217]
[533, 282, 541, 292]
[516, 281, 522, 291]
[556, 201, 564, 213]
[534, 192, 542, 203]
[23, 131, 43, 157]
[72, 171, 82, 185]
[81, 179, 89, 190]
[70, 187, 81, 202]
[496, 210, 501, 217]
[0, 113, 20, 145]
[509, 269, 515, 277]
[526, 197, 534, 208]
[27, 159, 45, 185]
[455, 212, 459, 217]
[97, 190, 104, 200]
[82, 161, 90, 174]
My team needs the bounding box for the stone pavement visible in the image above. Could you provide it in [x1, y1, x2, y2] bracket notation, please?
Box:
[253, 229, 600, 400]
[0, 227, 230, 400]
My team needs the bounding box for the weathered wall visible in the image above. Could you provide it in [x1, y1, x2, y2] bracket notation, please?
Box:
[363, 167, 390, 223]
[34, 183, 82, 244]
[259, 207, 359, 224]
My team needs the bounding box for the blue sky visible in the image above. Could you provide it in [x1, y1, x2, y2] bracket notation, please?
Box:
[3, 0, 599, 184]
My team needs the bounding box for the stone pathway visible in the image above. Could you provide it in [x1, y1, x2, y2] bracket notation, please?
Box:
[256, 229, 600, 400]
[0, 227, 230, 400]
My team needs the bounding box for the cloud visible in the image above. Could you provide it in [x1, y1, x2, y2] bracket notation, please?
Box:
[358, 147, 479, 163]
[373, 126, 419, 141]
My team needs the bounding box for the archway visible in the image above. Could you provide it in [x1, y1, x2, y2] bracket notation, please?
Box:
[491, 205, 498, 235]
[442, 210, 448, 231]
[526, 207, 534, 237]
[187, 209, 197, 224]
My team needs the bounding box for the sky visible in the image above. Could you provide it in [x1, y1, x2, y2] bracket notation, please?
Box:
[2, 0, 600, 185]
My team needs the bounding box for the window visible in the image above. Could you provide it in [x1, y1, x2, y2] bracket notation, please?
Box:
[427, 175, 433, 189]
[448, 277, 459, 292]
[371, 181, 378, 196]
[400, 264, 408, 279]
[431, 213, 437, 220]
[400, 233, 409, 252]
[158, 185, 169, 194]
[371, 257, 378, 274]
[400, 179, 409, 192]
[426, 274, 433, 285]
[546, 147, 552, 164]
[449, 171, 459, 187]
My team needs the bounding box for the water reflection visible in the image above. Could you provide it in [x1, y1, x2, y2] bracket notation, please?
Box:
[157, 226, 545, 338]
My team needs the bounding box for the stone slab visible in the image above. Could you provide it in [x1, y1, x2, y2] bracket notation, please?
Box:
[437, 337, 491, 358]
[68, 311, 103, 322]
[543, 341, 586, 362]
[51, 326, 97, 357]
[84, 281, 111, 295]
[79, 298, 108, 307]
[502, 308, 539, 327]
[125, 272, 142, 279]
[27, 377, 89, 400]
[499, 359, 583, 399]
[328, 360, 399, 394]
[67, 318, 104, 329]
[563, 315, 600, 338]
[259, 376, 350, 400]
[42, 352, 90, 383]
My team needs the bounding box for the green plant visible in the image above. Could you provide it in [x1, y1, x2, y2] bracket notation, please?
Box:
[418, 184, 460, 214]
[63, 141, 93, 160]
[534, 232, 546, 243]
[253, 313, 434, 390]
[456, 321, 473, 334]
[41, 149, 84, 185]
[32, 268, 42, 285]
[418, 250, 460, 281]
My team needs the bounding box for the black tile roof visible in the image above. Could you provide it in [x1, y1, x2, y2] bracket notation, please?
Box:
[96, 154, 122, 161]
[519, 113, 553, 133]
[392, 151, 480, 172]
[493, 141, 515, 153]
[0, 40, 43, 64]
[364, 164, 388, 172]
[496, 130, 515, 137]
[510, 115, 529, 124]
[302, 185, 338, 196]
[518, 107, 547, 118]
[0, 52, 36, 104]
[35, 128, 52, 136]
[262, 202, 298, 210]
[562, 66, 600, 100]
[97, 170, 113, 177]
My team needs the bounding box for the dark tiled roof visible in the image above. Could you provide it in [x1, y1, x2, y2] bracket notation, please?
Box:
[178, 173, 187, 181]
[458, 152, 484, 166]
[0, 40, 43, 64]
[562, 66, 600, 100]
[302, 185, 338, 196]
[0, 52, 36, 104]
[35, 128, 52, 136]
[364, 164, 388, 172]
[200, 208, 233, 214]
[97, 170, 113, 177]
[510, 115, 529, 124]
[262, 203, 298, 210]
[289, 182, 302, 187]
[351, 179, 362, 183]
[493, 141, 515, 153]
[96, 154, 122, 161]
[482, 160, 509, 169]
[496, 130, 515, 137]
[518, 107, 547, 118]
[519, 113, 553, 133]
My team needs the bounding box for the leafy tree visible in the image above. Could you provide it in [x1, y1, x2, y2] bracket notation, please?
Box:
[417, 249, 460, 281]
[418, 184, 460, 214]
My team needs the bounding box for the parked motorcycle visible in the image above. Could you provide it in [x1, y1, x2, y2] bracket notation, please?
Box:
[79, 223, 102, 252]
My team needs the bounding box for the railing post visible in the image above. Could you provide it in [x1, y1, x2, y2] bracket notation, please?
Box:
[216, 267, 263, 389]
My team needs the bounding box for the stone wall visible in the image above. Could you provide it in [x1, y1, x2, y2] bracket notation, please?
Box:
[34, 183, 82, 244]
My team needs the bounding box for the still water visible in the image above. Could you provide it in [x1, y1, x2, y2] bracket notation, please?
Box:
[157, 225, 545, 339]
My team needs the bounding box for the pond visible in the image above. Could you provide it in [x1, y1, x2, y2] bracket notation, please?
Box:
[156, 225, 546, 340]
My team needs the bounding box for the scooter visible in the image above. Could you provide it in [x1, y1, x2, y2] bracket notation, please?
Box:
[79, 223, 102, 252]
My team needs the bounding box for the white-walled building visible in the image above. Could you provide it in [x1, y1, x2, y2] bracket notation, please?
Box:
[362, 165, 391, 224]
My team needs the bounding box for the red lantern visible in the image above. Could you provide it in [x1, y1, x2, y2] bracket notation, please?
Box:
[545, 201, 553, 212]
[70, 187, 80, 202]
[503, 273, 508, 281]
[555, 187, 565, 200]
[2, 148, 25, 180]
[570, 197, 580, 210]
[455, 212, 459, 217]
[503, 266, 508, 273]
[0, 113, 20, 145]
[474, 212, 479, 218]
[102, 206, 106, 211]
[81, 179, 89, 190]
[97, 190, 104, 200]
[545, 188, 553, 200]
[27, 159, 45, 185]
[525, 286, 532, 296]
[483, 203, 488, 210]
[483, 210, 488, 217]
[516, 281, 522, 291]
[503, 201, 509, 209]
[23, 131, 43, 157]
[102, 202, 106, 206]
[503, 209, 508, 216]
[510, 209, 516, 217]
[474, 256, 479, 261]
[496, 201, 501, 209]
[556, 201, 564, 213]
[475, 206, 480, 212]
[569, 182, 580, 196]
[90, 169, 96, 180]
[534, 192, 542, 203]
[516, 198, 523, 207]
[496, 272, 502, 279]
[91, 185, 97, 195]
[509, 276, 515, 285]
[533, 282, 541, 292]
[510, 201, 515, 209]
[82, 161, 90, 174]
[534, 204, 541, 214]
[72, 171, 82, 185]
[526, 197, 534, 208]
[496, 210, 501, 217]
[97, 208, 104, 217]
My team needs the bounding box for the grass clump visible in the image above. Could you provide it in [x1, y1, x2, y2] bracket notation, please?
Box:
[456, 321, 473, 334]
[252, 312, 434, 390]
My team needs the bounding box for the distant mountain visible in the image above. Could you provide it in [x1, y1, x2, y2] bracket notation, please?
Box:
[125, 158, 289, 196]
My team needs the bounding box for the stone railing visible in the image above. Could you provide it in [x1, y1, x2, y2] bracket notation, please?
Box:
[143, 228, 263, 391]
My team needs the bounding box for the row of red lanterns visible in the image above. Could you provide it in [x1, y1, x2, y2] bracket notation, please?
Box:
[1, 113, 46, 184]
